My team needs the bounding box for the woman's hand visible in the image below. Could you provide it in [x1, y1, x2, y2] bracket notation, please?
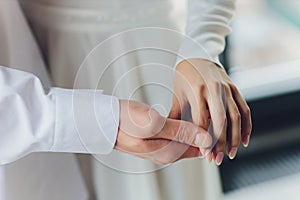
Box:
[115, 100, 212, 165]
[169, 59, 252, 165]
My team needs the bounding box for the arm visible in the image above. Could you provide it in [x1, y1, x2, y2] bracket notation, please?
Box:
[0, 66, 212, 165]
[0, 66, 119, 165]
[176, 0, 235, 67]
[170, 0, 252, 165]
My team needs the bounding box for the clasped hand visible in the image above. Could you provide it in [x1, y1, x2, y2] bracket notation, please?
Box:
[115, 59, 252, 166]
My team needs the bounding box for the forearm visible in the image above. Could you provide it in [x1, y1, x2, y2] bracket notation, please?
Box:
[0, 66, 119, 165]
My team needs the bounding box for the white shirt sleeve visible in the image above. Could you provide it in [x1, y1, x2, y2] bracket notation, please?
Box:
[0, 66, 119, 165]
[176, 0, 236, 67]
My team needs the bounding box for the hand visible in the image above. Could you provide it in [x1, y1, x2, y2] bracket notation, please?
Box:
[169, 59, 252, 165]
[115, 100, 212, 165]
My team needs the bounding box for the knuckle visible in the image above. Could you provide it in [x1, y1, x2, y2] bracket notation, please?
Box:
[229, 83, 239, 93]
[221, 81, 229, 88]
[247, 121, 253, 135]
[216, 115, 227, 128]
[211, 81, 221, 92]
[216, 137, 227, 147]
[231, 112, 241, 122]
[198, 84, 206, 94]
[190, 84, 203, 98]
[221, 83, 231, 97]
[199, 117, 208, 127]
[210, 81, 231, 97]
[245, 105, 251, 116]
[176, 123, 194, 145]
[177, 124, 187, 144]
[190, 84, 199, 92]
[147, 108, 165, 134]
[213, 116, 227, 138]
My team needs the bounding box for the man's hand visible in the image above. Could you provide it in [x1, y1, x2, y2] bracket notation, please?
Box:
[115, 100, 212, 165]
[169, 59, 252, 165]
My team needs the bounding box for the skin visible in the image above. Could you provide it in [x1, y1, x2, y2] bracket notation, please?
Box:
[115, 59, 252, 166]
[169, 59, 252, 165]
[115, 100, 213, 165]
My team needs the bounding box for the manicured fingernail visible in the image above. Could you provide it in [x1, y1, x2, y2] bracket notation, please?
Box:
[205, 149, 211, 156]
[194, 134, 201, 145]
[207, 153, 213, 163]
[215, 152, 224, 166]
[229, 148, 238, 160]
[243, 135, 250, 147]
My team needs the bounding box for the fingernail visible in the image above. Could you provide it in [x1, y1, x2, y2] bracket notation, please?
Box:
[206, 153, 212, 163]
[207, 152, 213, 163]
[194, 134, 201, 145]
[204, 149, 211, 157]
[243, 135, 250, 147]
[215, 152, 224, 166]
[229, 148, 238, 160]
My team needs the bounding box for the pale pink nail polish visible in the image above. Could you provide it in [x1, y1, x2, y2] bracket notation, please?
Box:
[215, 152, 224, 166]
[243, 135, 250, 147]
[207, 152, 213, 163]
[229, 148, 238, 160]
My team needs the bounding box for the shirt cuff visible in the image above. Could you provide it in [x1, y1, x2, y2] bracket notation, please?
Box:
[175, 37, 223, 68]
[50, 88, 119, 155]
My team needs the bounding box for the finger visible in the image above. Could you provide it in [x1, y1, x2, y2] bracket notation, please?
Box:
[151, 118, 212, 149]
[230, 85, 252, 147]
[226, 97, 241, 160]
[168, 94, 185, 120]
[207, 83, 227, 165]
[212, 123, 226, 165]
[167, 118, 212, 149]
[142, 140, 201, 164]
[187, 87, 210, 130]
[206, 152, 213, 163]
[178, 144, 202, 160]
[187, 89, 211, 156]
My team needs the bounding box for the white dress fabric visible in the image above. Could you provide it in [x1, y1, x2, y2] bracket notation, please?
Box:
[0, 1, 88, 199]
[0, 0, 235, 199]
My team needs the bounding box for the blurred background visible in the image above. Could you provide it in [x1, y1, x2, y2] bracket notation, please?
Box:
[215, 0, 300, 199]
[174, 0, 300, 198]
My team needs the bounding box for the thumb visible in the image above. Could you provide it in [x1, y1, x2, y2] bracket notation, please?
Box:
[152, 118, 212, 149]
